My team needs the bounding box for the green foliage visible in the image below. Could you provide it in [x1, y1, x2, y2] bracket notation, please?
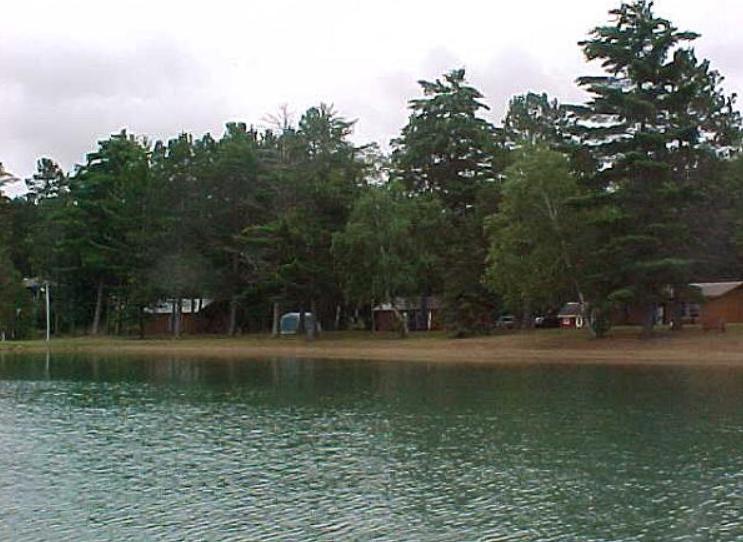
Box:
[503, 92, 566, 148]
[238, 104, 369, 333]
[440, 213, 496, 337]
[485, 146, 584, 317]
[0, 250, 32, 339]
[570, 0, 741, 332]
[392, 68, 499, 214]
[392, 68, 506, 336]
[67, 132, 151, 279]
[4, 4, 743, 340]
[332, 184, 441, 306]
[26, 158, 67, 203]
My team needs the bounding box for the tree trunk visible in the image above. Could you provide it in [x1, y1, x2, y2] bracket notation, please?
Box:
[227, 251, 240, 336]
[272, 302, 281, 337]
[114, 297, 123, 336]
[390, 299, 408, 338]
[542, 191, 593, 335]
[641, 304, 655, 338]
[522, 298, 533, 329]
[173, 298, 182, 338]
[228, 295, 238, 336]
[670, 299, 683, 331]
[334, 304, 341, 331]
[91, 278, 104, 335]
[370, 300, 376, 334]
[71, 297, 77, 336]
[298, 306, 306, 336]
[138, 306, 145, 340]
[307, 299, 317, 341]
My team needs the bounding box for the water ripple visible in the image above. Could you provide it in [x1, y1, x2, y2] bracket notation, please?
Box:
[0, 357, 741, 541]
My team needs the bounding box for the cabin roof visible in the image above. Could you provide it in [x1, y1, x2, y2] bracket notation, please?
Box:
[373, 296, 442, 312]
[690, 281, 743, 299]
[145, 298, 212, 315]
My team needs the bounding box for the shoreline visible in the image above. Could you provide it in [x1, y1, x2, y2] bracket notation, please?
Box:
[3, 328, 743, 368]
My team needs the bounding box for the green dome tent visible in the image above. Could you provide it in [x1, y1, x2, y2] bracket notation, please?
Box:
[279, 312, 319, 335]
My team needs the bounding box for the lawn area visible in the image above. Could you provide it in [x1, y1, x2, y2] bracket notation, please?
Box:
[2, 325, 743, 367]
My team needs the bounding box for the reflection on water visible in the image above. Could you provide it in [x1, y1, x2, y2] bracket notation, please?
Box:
[0, 353, 741, 541]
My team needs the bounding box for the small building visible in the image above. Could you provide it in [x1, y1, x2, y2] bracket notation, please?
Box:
[690, 281, 743, 324]
[279, 312, 319, 335]
[558, 302, 584, 328]
[372, 296, 442, 332]
[144, 298, 212, 335]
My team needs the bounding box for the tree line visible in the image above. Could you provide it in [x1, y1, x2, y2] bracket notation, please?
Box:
[2, 0, 743, 339]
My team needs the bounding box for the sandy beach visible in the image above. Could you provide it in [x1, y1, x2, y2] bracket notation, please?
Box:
[3, 327, 743, 367]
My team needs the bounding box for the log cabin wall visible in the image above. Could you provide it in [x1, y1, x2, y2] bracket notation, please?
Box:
[701, 287, 743, 323]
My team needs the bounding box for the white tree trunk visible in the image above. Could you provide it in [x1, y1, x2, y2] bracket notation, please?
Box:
[91, 278, 104, 335]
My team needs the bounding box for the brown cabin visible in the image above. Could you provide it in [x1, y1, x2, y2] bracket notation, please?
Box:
[607, 281, 743, 328]
[143, 298, 213, 335]
[373, 296, 442, 332]
[691, 281, 743, 325]
[558, 282, 743, 331]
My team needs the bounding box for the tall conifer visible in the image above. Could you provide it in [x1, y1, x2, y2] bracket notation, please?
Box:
[571, 0, 741, 333]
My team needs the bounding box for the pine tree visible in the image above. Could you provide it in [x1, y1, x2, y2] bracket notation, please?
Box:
[503, 92, 566, 148]
[392, 69, 505, 335]
[392, 69, 499, 214]
[570, 0, 741, 334]
[64, 131, 151, 334]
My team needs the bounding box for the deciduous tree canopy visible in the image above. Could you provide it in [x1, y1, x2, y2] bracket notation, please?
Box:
[1, 1, 741, 340]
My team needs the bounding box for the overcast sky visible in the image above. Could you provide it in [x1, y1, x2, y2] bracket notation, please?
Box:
[2, 0, 742, 195]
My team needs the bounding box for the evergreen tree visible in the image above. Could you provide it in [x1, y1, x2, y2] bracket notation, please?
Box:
[0, 241, 32, 340]
[570, 0, 741, 334]
[392, 69, 505, 335]
[64, 131, 151, 334]
[200, 123, 267, 335]
[148, 133, 216, 336]
[392, 69, 499, 214]
[248, 105, 367, 337]
[503, 92, 566, 148]
[26, 158, 67, 203]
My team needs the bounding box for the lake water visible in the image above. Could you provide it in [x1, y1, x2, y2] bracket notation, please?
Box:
[0, 353, 741, 541]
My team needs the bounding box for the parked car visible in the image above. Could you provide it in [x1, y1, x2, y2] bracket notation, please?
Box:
[534, 315, 560, 328]
[495, 315, 516, 329]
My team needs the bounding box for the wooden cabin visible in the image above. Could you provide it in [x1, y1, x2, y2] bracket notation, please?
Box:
[143, 298, 212, 335]
[691, 281, 743, 325]
[560, 282, 743, 331]
[373, 296, 442, 332]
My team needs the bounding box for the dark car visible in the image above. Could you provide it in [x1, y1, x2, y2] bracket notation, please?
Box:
[534, 315, 560, 328]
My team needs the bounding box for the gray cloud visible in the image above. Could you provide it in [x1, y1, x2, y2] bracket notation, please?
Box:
[1, 0, 742, 194]
[0, 37, 233, 182]
[2, 39, 203, 103]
